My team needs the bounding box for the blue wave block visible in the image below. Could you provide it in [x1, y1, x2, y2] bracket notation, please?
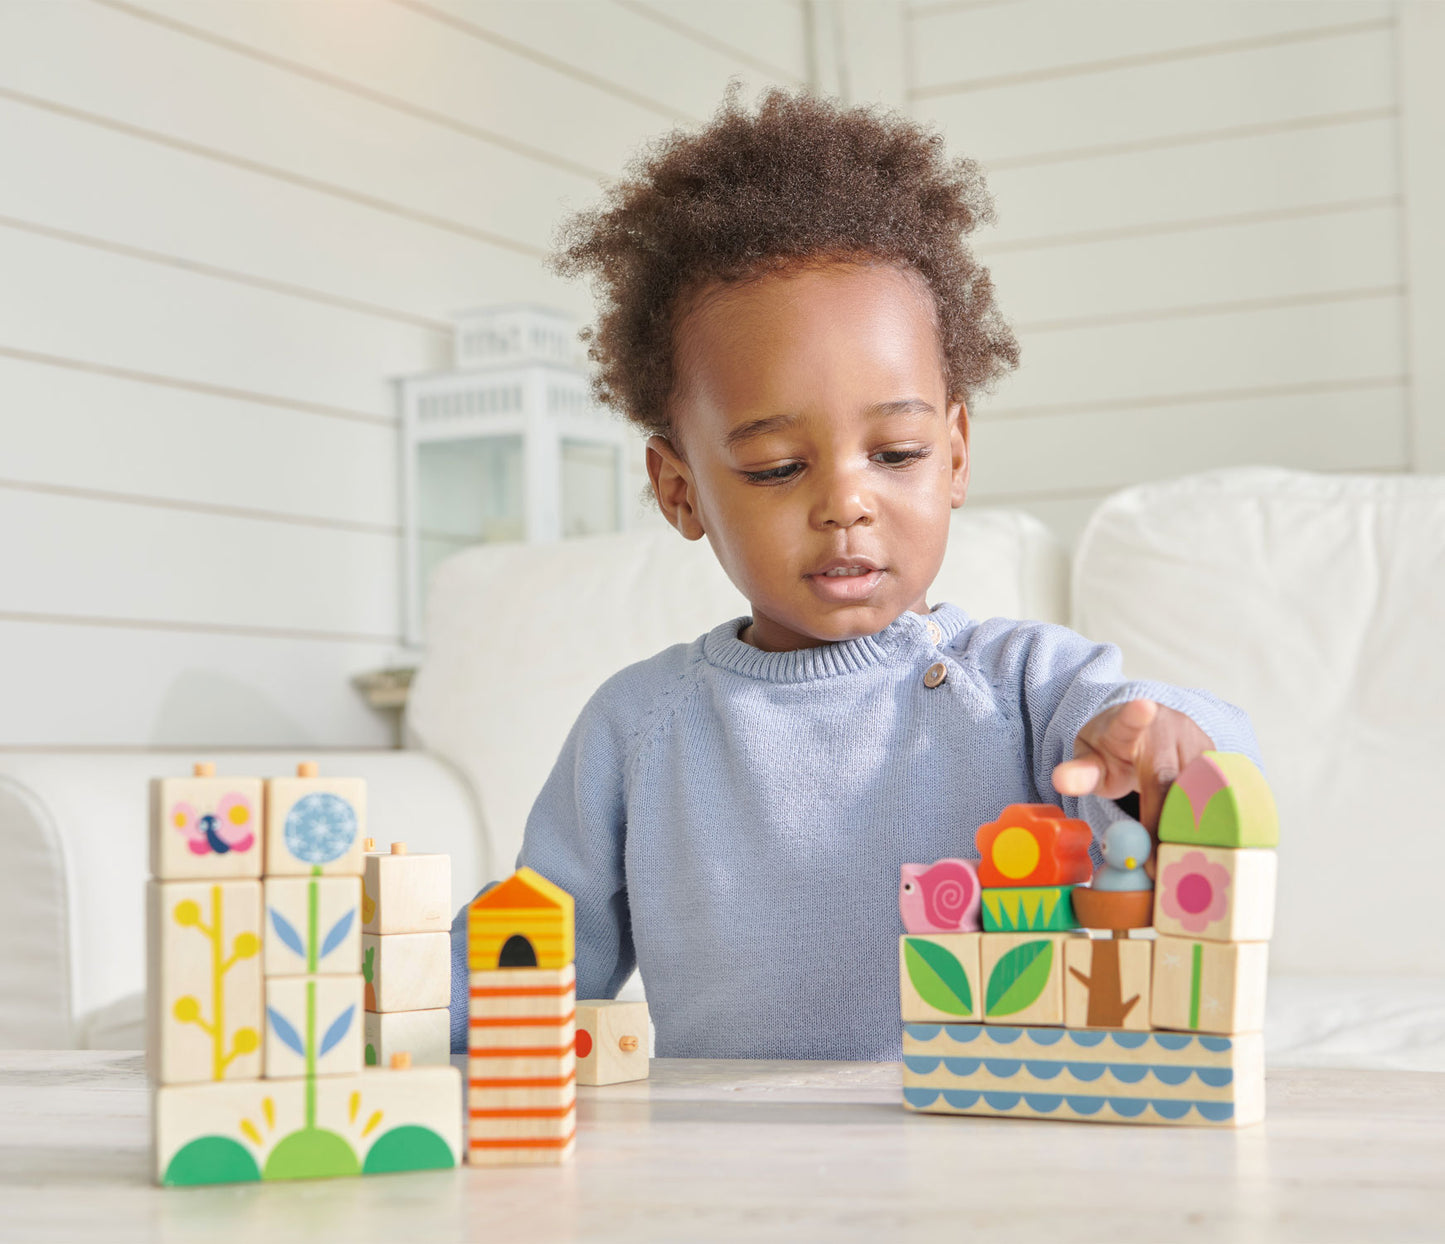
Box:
[1068, 1030, 1108, 1048]
[903, 1087, 942, 1109]
[1152, 1099, 1194, 1120]
[943, 1058, 982, 1076]
[903, 1056, 942, 1075]
[1064, 1095, 1106, 1115]
[983, 1059, 1021, 1077]
[1108, 1097, 1149, 1118]
[1110, 1031, 1149, 1050]
[983, 1027, 1022, 1044]
[1109, 1063, 1149, 1085]
[904, 1024, 942, 1042]
[1025, 1028, 1066, 1047]
[1200, 1037, 1233, 1053]
[1064, 1062, 1107, 1082]
[1024, 1094, 1063, 1113]
[1024, 1061, 1064, 1080]
[1153, 1033, 1193, 1051]
[983, 1092, 1021, 1110]
[942, 1090, 982, 1109]
[1195, 1101, 1236, 1122]
[942, 1025, 984, 1044]
[1153, 1065, 1193, 1087]
[1197, 1067, 1235, 1088]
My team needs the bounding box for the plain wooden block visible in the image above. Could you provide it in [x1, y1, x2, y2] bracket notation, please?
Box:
[263, 876, 361, 977]
[150, 773, 263, 880]
[362, 847, 451, 934]
[1064, 936, 1153, 1030]
[153, 1066, 461, 1184]
[363, 1008, 450, 1068]
[468, 867, 574, 970]
[898, 934, 983, 1024]
[264, 975, 364, 1078]
[1151, 935, 1269, 1035]
[1153, 843, 1277, 942]
[147, 879, 263, 1085]
[575, 1000, 650, 1086]
[901, 1023, 1265, 1127]
[264, 767, 366, 877]
[978, 932, 1080, 1025]
[361, 932, 450, 1012]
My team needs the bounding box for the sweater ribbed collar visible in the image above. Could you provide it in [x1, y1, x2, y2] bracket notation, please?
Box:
[701, 601, 970, 683]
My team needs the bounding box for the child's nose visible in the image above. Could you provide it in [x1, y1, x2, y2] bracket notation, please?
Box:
[810, 465, 876, 529]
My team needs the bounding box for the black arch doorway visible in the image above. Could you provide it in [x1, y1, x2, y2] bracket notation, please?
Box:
[499, 933, 538, 968]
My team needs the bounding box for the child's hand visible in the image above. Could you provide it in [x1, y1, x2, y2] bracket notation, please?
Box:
[1051, 699, 1214, 835]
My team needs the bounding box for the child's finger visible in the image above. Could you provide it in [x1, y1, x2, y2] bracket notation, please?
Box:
[1101, 698, 1158, 755]
[1052, 752, 1106, 796]
[1138, 760, 1174, 832]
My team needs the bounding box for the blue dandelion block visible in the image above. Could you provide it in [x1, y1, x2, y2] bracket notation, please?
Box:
[285, 792, 358, 865]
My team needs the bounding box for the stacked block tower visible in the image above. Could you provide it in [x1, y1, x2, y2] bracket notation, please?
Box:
[362, 840, 453, 1067]
[148, 762, 461, 1185]
[467, 867, 578, 1164]
[898, 751, 1277, 1128]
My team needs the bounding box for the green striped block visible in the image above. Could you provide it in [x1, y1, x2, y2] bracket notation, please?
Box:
[980, 886, 1078, 932]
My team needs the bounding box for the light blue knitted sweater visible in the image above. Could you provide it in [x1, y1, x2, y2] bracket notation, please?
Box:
[449, 602, 1261, 1059]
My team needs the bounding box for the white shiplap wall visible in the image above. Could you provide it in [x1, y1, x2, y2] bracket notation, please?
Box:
[0, 0, 807, 749]
[896, 0, 1414, 542]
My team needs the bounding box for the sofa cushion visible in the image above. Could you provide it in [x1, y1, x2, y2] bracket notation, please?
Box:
[1072, 467, 1445, 974]
[405, 507, 1067, 882]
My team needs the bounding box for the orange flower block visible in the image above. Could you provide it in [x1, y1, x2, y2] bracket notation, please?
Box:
[976, 804, 1093, 888]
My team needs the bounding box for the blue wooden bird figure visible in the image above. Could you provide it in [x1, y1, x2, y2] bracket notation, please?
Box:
[1091, 821, 1153, 891]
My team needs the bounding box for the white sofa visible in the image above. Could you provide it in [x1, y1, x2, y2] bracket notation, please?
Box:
[4, 467, 1444, 1069]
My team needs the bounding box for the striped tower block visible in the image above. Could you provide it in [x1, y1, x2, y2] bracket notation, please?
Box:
[467, 964, 576, 1165]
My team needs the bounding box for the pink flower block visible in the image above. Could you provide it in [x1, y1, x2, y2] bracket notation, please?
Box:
[1153, 843, 1277, 943]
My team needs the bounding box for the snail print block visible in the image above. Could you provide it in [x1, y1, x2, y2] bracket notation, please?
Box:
[1153, 844, 1276, 943]
[899, 859, 981, 933]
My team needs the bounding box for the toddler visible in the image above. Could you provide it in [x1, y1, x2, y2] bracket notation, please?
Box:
[448, 84, 1261, 1060]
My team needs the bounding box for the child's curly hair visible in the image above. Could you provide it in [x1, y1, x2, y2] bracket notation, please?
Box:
[547, 79, 1020, 443]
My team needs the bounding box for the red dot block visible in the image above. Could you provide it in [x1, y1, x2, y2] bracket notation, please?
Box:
[976, 803, 1094, 888]
[575, 1028, 593, 1059]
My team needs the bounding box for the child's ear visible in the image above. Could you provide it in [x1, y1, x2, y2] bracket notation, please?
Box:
[949, 399, 970, 509]
[646, 434, 706, 539]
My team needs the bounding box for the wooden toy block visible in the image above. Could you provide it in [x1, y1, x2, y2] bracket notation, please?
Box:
[978, 932, 1081, 1025]
[1151, 934, 1269, 1035]
[975, 804, 1093, 888]
[264, 762, 365, 877]
[1153, 843, 1276, 943]
[980, 885, 1078, 932]
[362, 842, 451, 934]
[363, 1008, 450, 1067]
[263, 876, 361, 977]
[1064, 935, 1153, 1030]
[147, 879, 263, 1084]
[150, 764, 263, 880]
[264, 974, 364, 1078]
[1159, 751, 1279, 848]
[468, 867, 574, 970]
[901, 1023, 1264, 1127]
[899, 859, 981, 933]
[575, 1000, 651, 1085]
[361, 932, 450, 1012]
[153, 1066, 461, 1184]
[898, 934, 982, 1024]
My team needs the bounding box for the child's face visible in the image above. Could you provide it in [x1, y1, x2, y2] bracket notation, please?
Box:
[647, 261, 968, 652]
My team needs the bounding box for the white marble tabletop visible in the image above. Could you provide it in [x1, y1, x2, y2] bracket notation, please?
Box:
[2, 1050, 1443, 1242]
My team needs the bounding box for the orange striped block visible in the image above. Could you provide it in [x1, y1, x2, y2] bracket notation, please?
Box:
[467, 962, 577, 1166]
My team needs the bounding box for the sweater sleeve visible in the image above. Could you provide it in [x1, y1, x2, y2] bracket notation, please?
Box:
[448, 673, 638, 1054]
[1004, 621, 1264, 836]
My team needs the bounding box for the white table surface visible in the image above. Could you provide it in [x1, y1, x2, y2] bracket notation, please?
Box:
[3, 1051, 1443, 1243]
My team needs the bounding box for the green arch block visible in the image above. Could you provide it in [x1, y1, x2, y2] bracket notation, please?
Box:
[363, 1125, 456, 1174]
[163, 1135, 262, 1186]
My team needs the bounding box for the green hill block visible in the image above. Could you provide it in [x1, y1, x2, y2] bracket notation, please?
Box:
[1159, 751, 1279, 848]
[981, 885, 1078, 931]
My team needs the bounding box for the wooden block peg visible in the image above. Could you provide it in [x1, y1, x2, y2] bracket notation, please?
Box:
[150, 773, 264, 881]
[390, 1052, 411, 1070]
[899, 934, 982, 1023]
[975, 804, 1093, 888]
[1153, 843, 1276, 943]
[297, 761, 318, 778]
[364, 838, 376, 852]
[193, 762, 215, 777]
[147, 879, 263, 1085]
[1064, 936, 1153, 1030]
[575, 1000, 650, 1085]
[391, 841, 407, 854]
[362, 849, 451, 935]
[362, 932, 450, 1012]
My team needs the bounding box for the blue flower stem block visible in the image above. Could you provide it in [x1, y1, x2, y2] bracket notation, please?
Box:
[264, 877, 362, 976]
[264, 975, 364, 1080]
[264, 770, 366, 877]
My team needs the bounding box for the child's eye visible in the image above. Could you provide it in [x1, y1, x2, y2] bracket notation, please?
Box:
[740, 462, 803, 484]
[873, 446, 931, 467]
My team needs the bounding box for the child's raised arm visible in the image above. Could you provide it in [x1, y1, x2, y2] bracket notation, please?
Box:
[448, 679, 638, 1055]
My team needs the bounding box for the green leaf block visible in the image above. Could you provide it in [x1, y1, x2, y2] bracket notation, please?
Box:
[985, 939, 1055, 1017]
[903, 938, 974, 1017]
[980, 886, 1077, 932]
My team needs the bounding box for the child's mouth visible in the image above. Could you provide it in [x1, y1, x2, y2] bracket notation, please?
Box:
[806, 565, 884, 601]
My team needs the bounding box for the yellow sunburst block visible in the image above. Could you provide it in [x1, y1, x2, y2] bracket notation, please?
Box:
[980, 886, 1079, 932]
[468, 867, 575, 971]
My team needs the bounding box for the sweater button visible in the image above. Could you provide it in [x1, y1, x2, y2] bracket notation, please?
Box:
[925, 620, 943, 646]
[923, 662, 947, 688]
